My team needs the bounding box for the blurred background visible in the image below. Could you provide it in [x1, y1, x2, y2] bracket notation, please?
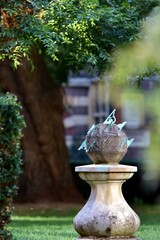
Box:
[63, 71, 160, 204]
[0, 58, 160, 205]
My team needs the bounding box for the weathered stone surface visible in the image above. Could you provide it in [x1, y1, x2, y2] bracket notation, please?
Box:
[74, 165, 140, 239]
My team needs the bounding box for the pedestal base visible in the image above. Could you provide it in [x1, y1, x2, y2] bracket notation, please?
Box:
[76, 237, 140, 240]
[74, 165, 140, 239]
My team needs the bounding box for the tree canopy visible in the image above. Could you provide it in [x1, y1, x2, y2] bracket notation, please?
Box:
[0, 0, 160, 72]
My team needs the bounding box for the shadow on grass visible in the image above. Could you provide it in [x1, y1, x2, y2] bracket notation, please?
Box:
[11, 218, 73, 227]
[12, 205, 81, 218]
[133, 204, 160, 226]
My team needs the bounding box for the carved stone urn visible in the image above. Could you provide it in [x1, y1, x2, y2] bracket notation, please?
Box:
[73, 110, 140, 240]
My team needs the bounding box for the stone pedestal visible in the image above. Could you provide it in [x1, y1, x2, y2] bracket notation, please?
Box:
[74, 164, 140, 240]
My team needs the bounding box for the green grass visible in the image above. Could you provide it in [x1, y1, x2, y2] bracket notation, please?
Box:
[134, 204, 160, 240]
[9, 204, 79, 240]
[8, 204, 160, 240]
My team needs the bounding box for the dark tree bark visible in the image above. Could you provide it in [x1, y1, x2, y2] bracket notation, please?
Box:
[0, 51, 82, 203]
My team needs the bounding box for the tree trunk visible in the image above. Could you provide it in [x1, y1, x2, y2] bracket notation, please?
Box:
[0, 51, 82, 203]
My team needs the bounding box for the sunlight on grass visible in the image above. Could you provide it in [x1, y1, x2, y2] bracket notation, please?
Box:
[10, 216, 77, 240]
[8, 204, 160, 240]
[8, 205, 79, 240]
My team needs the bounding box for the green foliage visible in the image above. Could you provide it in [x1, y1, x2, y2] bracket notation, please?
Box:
[0, 93, 25, 240]
[0, 0, 160, 73]
[43, 0, 140, 71]
[110, 7, 160, 86]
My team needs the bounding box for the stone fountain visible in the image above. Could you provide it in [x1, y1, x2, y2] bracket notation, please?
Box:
[73, 109, 140, 240]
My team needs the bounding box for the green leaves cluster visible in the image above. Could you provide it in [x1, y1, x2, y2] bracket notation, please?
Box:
[0, 93, 25, 240]
[0, 0, 160, 72]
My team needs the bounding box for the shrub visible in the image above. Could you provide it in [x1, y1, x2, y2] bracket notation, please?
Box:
[0, 93, 25, 240]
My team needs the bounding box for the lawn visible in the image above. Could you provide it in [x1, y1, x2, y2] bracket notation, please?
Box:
[8, 203, 160, 240]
